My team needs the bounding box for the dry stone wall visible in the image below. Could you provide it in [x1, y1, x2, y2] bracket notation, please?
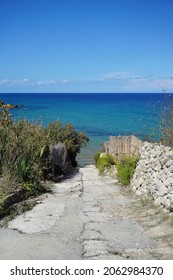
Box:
[131, 142, 173, 212]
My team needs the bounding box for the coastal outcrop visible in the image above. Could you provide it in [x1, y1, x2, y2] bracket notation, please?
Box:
[131, 142, 173, 212]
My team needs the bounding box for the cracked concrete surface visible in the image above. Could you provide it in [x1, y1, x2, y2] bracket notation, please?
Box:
[0, 165, 173, 260]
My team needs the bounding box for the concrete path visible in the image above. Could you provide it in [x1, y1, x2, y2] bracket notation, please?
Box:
[0, 165, 173, 259]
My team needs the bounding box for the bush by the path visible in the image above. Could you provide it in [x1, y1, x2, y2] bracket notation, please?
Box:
[117, 156, 137, 185]
[0, 100, 89, 199]
[94, 153, 116, 174]
[94, 151, 137, 185]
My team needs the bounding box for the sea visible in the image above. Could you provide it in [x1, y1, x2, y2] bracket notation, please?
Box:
[0, 93, 166, 164]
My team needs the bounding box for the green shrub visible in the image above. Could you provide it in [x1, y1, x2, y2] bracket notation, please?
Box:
[46, 121, 89, 167]
[0, 101, 89, 197]
[94, 152, 101, 167]
[95, 153, 116, 174]
[117, 156, 137, 185]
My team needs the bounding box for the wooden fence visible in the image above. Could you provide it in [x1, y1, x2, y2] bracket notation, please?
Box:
[104, 135, 143, 158]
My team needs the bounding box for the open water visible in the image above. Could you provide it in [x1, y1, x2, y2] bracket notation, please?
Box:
[0, 93, 165, 162]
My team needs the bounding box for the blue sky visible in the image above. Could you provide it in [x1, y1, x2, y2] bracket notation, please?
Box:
[0, 0, 173, 93]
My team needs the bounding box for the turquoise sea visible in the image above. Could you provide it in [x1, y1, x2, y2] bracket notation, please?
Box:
[0, 93, 165, 162]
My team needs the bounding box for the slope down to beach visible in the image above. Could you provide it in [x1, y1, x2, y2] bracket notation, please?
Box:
[0, 165, 173, 260]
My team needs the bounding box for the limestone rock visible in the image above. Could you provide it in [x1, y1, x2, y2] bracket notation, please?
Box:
[131, 142, 173, 212]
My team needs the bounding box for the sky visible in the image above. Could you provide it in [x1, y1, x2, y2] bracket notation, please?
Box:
[0, 0, 173, 93]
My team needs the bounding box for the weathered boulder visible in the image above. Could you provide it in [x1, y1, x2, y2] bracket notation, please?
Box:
[49, 143, 67, 182]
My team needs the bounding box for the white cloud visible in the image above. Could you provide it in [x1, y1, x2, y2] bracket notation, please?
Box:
[61, 79, 71, 84]
[0, 78, 58, 87]
[102, 72, 151, 82]
[154, 78, 173, 91]
[37, 80, 57, 86]
[121, 75, 173, 92]
[103, 72, 131, 81]
[47, 80, 57, 85]
[84, 71, 172, 92]
[37, 81, 44, 85]
[0, 73, 173, 92]
[0, 79, 9, 85]
[0, 78, 31, 86]
[22, 78, 30, 84]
